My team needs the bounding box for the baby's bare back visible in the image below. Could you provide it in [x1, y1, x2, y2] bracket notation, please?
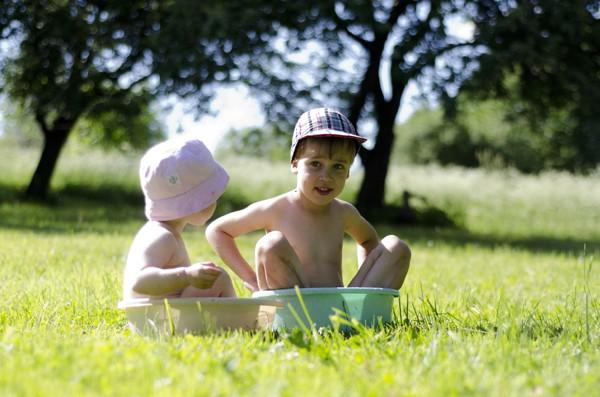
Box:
[270, 196, 347, 286]
[123, 222, 191, 299]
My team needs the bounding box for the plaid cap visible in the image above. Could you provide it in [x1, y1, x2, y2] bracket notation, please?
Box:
[290, 107, 367, 161]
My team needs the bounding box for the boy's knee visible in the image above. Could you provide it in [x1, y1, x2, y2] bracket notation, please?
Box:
[216, 268, 232, 283]
[256, 231, 287, 253]
[214, 270, 236, 297]
[255, 231, 288, 261]
[382, 235, 411, 262]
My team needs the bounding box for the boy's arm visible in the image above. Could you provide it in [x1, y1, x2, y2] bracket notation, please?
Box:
[206, 201, 274, 291]
[342, 202, 380, 265]
[131, 233, 221, 295]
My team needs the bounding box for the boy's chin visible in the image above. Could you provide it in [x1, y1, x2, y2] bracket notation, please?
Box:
[307, 195, 336, 206]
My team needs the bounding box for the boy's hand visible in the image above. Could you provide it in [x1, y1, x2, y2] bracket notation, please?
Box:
[184, 262, 222, 289]
[243, 280, 259, 292]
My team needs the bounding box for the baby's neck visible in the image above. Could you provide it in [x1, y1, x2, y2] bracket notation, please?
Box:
[158, 219, 186, 235]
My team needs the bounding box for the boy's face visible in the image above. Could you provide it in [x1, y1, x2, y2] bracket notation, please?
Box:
[291, 138, 355, 206]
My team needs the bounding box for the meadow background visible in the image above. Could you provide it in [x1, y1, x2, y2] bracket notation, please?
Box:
[0, 139, 598, 396]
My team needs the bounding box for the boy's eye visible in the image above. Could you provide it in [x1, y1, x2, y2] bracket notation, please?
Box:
[309, 161, 321, 168]
[334, 164, 346, 171]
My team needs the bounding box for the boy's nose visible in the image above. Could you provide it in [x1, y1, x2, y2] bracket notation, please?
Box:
[319, 169, 333, 181]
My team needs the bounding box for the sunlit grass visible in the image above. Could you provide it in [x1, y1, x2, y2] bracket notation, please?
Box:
[0, 140, 599, 396]
[385, 164, 600, 241]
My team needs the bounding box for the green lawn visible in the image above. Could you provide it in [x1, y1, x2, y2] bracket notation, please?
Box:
[0, 141, 598, 396]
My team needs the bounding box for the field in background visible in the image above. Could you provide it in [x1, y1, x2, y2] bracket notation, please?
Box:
[0, 141, 598, 396]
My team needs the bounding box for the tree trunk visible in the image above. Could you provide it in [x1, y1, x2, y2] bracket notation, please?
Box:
[24, 118, 74, 200]
[356, 108, 396, 212]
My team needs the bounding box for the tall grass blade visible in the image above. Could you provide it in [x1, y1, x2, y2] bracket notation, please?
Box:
[294, 286, 316, 334]
[287, 302, 310, 334]
[163, 299, 175, 337]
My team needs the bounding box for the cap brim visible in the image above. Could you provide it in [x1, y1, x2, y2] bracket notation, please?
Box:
[304, 129, 367, 143]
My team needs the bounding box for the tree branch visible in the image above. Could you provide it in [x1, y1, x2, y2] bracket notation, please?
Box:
[331, 4, 371, 49]
[394, 0, 443, 58]
[387, 0, 415, 27]
[407, 42, 473, 80]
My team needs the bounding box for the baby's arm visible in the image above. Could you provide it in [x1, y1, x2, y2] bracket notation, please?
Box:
[131, 233, 221, 296]
[206, 200, 274, 291]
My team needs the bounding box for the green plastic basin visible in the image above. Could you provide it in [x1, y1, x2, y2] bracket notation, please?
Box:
[252, 287, 399, 330]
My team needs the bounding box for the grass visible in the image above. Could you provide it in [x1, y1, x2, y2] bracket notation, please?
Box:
[0, 140, 599, 396]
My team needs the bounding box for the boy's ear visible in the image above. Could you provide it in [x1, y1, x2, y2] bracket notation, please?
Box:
[291, 159, 299, 174]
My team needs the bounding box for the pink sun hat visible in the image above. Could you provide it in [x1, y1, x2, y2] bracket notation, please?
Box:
[139, 137, 229, 221]
[290, 107, 367, 161]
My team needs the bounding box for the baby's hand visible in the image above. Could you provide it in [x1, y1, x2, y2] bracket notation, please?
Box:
[184, 262, 222, 289]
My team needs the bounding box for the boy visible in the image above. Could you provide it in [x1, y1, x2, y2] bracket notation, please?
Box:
[206, 107, 411, 291]
[123, 138, 236, 300]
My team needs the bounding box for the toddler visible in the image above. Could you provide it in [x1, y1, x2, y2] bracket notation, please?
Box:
[123, 138, 236, 299]
[206, 108, 411, 291]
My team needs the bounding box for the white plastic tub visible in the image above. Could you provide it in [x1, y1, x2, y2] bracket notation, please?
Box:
[252, 287, 399, 330]
[118, 297, 283, 336]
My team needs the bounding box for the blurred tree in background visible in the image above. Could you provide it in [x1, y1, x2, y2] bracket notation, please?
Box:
[394, 94, 592, 174]
[253, 0, 599, 210]
[0, 93, 164, 151]
[0, 0, 307, 200]
[242, 0, 479, 212]
[249, 0, 598, 211]
[1, 0, 598, 209]
[455, 0, 600, 172]
[217, 126, 290, 161]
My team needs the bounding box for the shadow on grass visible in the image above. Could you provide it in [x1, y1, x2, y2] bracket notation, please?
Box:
[362, 191, 462, 228]
[384, 225, 600, 255]
[0, 183, 144, 234]
[1, 183, 598, 254]
[0, 183, 252, 235]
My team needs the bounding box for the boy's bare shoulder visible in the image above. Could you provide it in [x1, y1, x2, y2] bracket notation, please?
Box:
[333, 198, 361, 216]
[212, 193, 290, 233]
[333, 199, 373, 231]
[246, 192, 291, 213]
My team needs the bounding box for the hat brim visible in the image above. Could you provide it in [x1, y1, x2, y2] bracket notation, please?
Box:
[145, 165, 229, 221]
[302, 129, 367, 143]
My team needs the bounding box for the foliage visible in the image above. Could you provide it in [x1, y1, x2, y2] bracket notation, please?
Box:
[455, 0, 600, 171]
[395, 95, 598, 174]
[249, 0, 600, 207]
[1, 93, 165, 151]
[217, 125, 290, 161]
[74, 94, 165, 152]
[243, 0, 477, 211]
[0, 0, 306, 199]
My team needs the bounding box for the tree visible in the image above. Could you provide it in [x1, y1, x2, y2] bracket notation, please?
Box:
[247, 0, 599, 210]
[243, 1, 475, 212]
[458, 0, 600, 172]
[0, 0, 301, 200]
